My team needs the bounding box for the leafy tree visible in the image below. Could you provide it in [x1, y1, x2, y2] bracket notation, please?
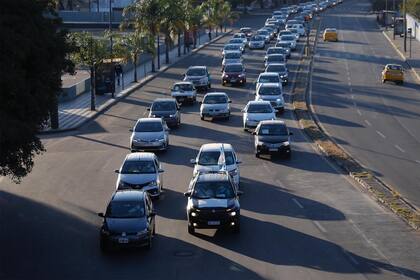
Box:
[201, 0, 220, 39]
[0, 0, 73, 182]
[160, 0, 185, 64]
[68, 32, 109, 110]
[406, 0, 420, 18]
[218, 1, 239, 32]
[184, 0, 205, 48]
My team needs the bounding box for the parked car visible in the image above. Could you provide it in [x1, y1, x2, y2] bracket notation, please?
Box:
[183, 66, 211, 91]
[115, 152, 164, 198]
[222, 51, 243, 69]
[171, 81, 197, 104]
[265, 63, 289, 85]
[200, 92, 231, 120]
[190, 143, 241, 187]
[222, 63, 246, 86]
[255, 82, 285, 114]
[98, 190, 156, 251]
[130, 118, 169, 152]
[265, 54, 286, 68]
[184, 171, 242, 234]
[242, 100, 276, 130]
[253, 120, 293, 158]
[248, 35, 266, 49]
[148, 98, 180, 127]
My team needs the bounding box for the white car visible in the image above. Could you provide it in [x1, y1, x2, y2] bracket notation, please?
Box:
[222, 51, 243, 69]
[222, 44, 243, 56]
[183, 66, 211, 91]
[265, 47, 289, 61]
[255, 83, 285, 114]
[279, 35, 297, 50]
[292, 23, 306, 36]
[248, 35, 266, 49]
[171, 81, 197, 104]
[255, 72, 283, 92]
[200, 92, 231, 120]
[242, 100, 276, 130]
[287, 28, 300, 41]
[228, 38, 246, 52]
[232, 33, 248, 46]
[190, 143, 241, 187]
[265, 54, 286, 68]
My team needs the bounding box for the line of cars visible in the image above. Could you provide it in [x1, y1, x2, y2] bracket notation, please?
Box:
[97, 1, 342, 252]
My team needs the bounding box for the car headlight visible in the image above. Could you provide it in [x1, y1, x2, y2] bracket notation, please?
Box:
[118, 180, 129, 189]
[276, 98, 284, 104]
[158, 138, 166, 142]
[136, 229, 148, 236]
[191, 212, 197, 217]
[147, 180, 158, 187]
[230, 211, 237, 216]
[229, 169, 238, 176]
[282, 141, 290, 146]
[239, 74, 245, 78]
[169, 114, 176, 118]
[224, 74, 229, 78]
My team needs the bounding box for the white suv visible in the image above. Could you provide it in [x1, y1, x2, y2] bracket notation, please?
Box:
[183, 66, 211, 91]
[190, 143, 241, 187]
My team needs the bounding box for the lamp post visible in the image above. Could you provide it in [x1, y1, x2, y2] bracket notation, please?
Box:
[403, 0, 407, 52]
[109, 0, 115, 98]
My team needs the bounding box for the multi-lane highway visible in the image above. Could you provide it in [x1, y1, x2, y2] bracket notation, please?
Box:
[1, 6, 420, 280]
[311, 0, 420, 208]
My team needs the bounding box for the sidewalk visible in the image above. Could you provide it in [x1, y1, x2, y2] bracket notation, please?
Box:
[43, 30, 230, 133]
[383, 29, 420, 83]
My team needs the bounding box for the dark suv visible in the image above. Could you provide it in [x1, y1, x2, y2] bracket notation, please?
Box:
[184, 172, 242, 234]
[148, 98, 180, 127]
[222, 63, 246, 86]
[98, 190, 156, 252]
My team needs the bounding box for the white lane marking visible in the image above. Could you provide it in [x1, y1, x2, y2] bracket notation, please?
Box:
[351, 94, 355, 99]
[357, 109, 362, 116]
[395, 145, 405, 153]
[313, 221, 327, 233]
[292, 198, 304, 209]
[376, 130, 386, 139]
[364, 120, 372, 126]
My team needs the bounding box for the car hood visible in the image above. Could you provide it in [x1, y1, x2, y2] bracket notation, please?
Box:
[133, 131, 164, 141]
[257, 135, 289, 143]
[246, 112, 275, 121]
[118, 173, 156, 185]
[193, 198, 229, 208]
[258, 94, 282, 101]
[105, 217, 148, 233]
[150, 111, 176, 117]
[201, 103, 229, 110]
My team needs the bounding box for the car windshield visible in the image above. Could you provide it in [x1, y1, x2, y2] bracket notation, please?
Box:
[280, 31, 292, 35]
[267, 55, 284, 62]
[276, 43, 290, 48]
[152, 101, 176, 111]
[173, 84, 194, 91]
[224, 44, 240, 50]
[388, 65, 402, 71]
[281, 35, 295, 41]
[203, 95, 228, 104]
[198, 151, 235, 166]
[259, 86, 282, 95]
[224, 65, 243, 72]
[121, 160, 156, 174]
[247, 104, 273, 113]
[258, 124, 288, 136]
[326, 29, 336, 33]
[224, 52, 241, 59]
[258, 75, 280, 83]
[251, 36, 264, 41]
[289, 29, 298, 33]
[186, 68, 206, 76]
[106, 201, 145, 218]
[266, 65, 287, 73]
[135, 121, 163, 132]
[192, 180, 235, 199]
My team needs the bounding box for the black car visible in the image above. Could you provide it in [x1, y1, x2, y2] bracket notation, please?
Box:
[148, 98, 181, 127]
[253, 120, 293, 158]
[98, 190, 156, 252]
[222, 63, 246, 86]
[184, 172, 242, 234]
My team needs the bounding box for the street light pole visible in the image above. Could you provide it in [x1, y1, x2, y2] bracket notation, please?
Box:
[109, 0, 114, 98]
[403, 0, 407, 52]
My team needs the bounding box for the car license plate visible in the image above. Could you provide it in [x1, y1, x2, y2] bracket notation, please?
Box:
[269, 148, 277, 152]
[231, 79, 237, 83]
[208, 221, 220, 226]
[118, 238, 129, 244]
[178, 98, 184, 102]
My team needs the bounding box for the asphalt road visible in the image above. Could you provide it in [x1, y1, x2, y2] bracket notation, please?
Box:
[311, 0, 420, 208]
[1, 10, 420, 280]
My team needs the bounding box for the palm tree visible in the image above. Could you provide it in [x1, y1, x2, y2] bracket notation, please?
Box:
[219, 2, 239, 32]
[200, 0, 219, 40]
[122, 0, 162, 72]
[160, 0, 185, 64]
[185, 0, 204, 48]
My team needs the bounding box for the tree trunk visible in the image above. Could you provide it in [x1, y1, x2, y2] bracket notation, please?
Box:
[165, 35, 170, 64]
[157, 34, 161, 70]
[193, 30, 197, 48]
[49, 97, 59, 129]
[178, 32, 181, 57]
[208, 27, 212, 40]
[134, 54, 138, 82]
[90, 66, 96, 111]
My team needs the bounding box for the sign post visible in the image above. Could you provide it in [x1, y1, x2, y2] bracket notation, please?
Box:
[408, 28, 412, 58]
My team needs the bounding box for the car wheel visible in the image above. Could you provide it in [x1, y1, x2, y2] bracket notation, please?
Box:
[382, 79, 386, 83]
[255, 152, 260, 158]
[285, 151, 292, 159]
[188, 225, 195, 234]
[200, 116, 204, 120]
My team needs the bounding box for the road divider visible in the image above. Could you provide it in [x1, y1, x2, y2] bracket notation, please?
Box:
[292, 16, 420, 230]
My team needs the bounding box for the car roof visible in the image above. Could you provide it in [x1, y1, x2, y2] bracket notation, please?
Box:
[259, 72, 280, 77]
[197, 172, 230, 182]
[153, 98, 176, 103]
[124, 152, 156, 161]
[247, 100, 271, 105]
[204, 92, 228, 97]
[259, 82, 282, 88]
[259, 119, 286, 125]
[200, 143, 234, 152]
[188, 66, 207, 70]
[137, 117, 162, 123]
[112, 190, 145, 202]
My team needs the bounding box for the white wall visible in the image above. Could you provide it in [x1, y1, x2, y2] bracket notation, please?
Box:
[406, 13, 420, 42]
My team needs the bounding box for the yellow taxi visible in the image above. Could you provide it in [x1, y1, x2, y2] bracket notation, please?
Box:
[382, 64, 404, 84]
[323, 28, 338, 42]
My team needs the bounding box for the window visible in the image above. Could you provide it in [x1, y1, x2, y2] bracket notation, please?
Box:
[186, 68, 206, 76]
[247, 104, 273, 113]
[106, 201, 145, 218]
[259, 86, 282, 96]
[152, 101, 176, 111]
[198, 151, 235, 166]
[192, 181, 235, 199]
[121, 160, 156, 174]
[258, 124, 288, 136]
[135, 121, 163, 132]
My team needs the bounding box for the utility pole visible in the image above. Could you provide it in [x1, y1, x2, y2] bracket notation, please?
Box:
[385, 0, 388, 30]
[109, 0, 114, 98]
[403, 0, 407, 52]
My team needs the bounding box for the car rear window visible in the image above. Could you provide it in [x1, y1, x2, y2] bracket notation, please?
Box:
[224, 64, 243, 72]
[388, 65, 402, 71]
[258, 124, 288, 136]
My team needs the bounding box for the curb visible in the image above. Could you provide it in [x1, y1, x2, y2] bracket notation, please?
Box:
[39, 30, 233, 135]
[382, 30, 420, 84]
[292, 17, 420, 230]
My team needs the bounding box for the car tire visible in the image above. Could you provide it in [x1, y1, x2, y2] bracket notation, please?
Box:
[208, 83, 211, 89]
[255, 152, 260, 158]
[188, 225, 195, 234]
[382, 79, 386, 83]
[200, 116, 204, 120]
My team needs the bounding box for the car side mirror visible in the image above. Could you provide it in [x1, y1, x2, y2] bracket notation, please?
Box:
[129, 128, 133, 132]
[158, 169, 164, 173]
[252, 131, 257, 135]
[184, 192, 191, 197]
[237, 190, 244, 196]
[190, 159, 197, 164]
[146, 108, 150, 111]
[228, 100, 232, 103]
[97, 213, 105, 218]
[198, 101, 202, 104]
[236, 160, 242, 164]
[114, 169, 120, 174]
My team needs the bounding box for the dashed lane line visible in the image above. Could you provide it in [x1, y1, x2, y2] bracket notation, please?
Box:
[376, 130, 386, 139]
[292, 198, 304, 209]
[313, 221, 327, 233]
[364, 120, 372, 126]
[395, 145, 406, 153]
[357, 109, 362, 116]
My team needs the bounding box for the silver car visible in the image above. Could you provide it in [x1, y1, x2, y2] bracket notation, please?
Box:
[183, 66, 211, 91]
[115, 152, 164, 198]
[265, 54, 286, 68]
[171, 81, 197, 104]
[222, 51, 243, 69]
[200, 92, 231, 120]
[248, 35, 266, 49]
[130, 118, 169, 151]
